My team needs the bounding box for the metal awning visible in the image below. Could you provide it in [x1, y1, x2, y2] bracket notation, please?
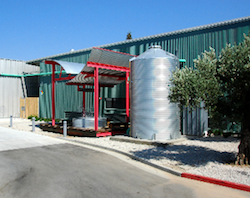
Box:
[66, 47, 135, 86]
[46, 60, 84, 74]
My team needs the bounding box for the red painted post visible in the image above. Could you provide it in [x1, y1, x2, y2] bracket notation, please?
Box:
[94, 67, 99, 131]
[52, 63, 55, 126]
[126, 71, 130, 120]
[83, 85, 85, 112]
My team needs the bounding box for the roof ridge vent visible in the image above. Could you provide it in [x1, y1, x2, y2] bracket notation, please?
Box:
[149, 45, 161, 49]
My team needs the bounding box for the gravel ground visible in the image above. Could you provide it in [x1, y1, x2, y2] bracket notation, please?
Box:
[1, 118, 250, 186]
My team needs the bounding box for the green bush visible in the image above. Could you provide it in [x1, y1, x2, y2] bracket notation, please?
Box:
[27, 116, 60, 123]
[212, 129, 223, 136]
[27, 115, 39, 121]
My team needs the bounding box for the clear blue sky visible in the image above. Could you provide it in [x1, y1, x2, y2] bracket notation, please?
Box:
[0, 0, 249, 61]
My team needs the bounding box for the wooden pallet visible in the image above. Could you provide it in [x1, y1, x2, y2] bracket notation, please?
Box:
[40, 123, 126, 137]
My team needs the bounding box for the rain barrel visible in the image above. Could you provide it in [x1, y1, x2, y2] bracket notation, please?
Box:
[130, 45, 181, 140]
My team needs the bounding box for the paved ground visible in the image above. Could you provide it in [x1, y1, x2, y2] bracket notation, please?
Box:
[0, 126, 250, 197]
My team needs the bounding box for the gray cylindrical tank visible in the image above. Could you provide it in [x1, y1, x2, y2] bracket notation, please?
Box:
[130, 45, 181, 140]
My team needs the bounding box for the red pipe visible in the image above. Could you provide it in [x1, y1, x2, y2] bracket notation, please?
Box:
[94, 68, 99, 131]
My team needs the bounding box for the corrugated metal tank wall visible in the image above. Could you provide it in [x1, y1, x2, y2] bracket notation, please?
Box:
[0, 59, 39, 118]
[130, 46, 181, 140]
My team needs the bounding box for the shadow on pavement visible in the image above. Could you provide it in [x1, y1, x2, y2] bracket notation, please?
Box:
[130, 144, 237, 167]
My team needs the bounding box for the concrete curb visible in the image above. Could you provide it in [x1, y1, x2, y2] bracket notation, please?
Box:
[110, 135, 188, 147]
[60, 137, 250, 193]
[181, 173, 250, 192]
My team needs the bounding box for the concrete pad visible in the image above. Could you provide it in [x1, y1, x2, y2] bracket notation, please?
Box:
[0, 126, 65, 152]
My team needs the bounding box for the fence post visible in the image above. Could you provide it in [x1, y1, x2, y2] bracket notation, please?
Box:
[63, 120, 67, 137]
[10, 115, 12, 127]
[32, 117, 35, 132]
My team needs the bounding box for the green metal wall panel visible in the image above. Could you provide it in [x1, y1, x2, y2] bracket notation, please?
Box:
[38, 20, 250, 119]
[103, 22, 250, 68]
[39, 75, 84, 119]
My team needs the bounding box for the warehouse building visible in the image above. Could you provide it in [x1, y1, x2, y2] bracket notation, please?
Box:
[24, 16, 250, 136]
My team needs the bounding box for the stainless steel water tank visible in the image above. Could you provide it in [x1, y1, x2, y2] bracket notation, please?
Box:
[130, 45, 181, 140]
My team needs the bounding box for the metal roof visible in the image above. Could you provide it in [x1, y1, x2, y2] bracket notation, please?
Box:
[66, 47, 134, 86]
[26, 16, 250, 65]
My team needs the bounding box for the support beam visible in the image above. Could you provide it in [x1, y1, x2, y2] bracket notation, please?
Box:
[54, 75, 74, 81]
[83, 85, 86, 112]
[52, 63, 56, 126]
[87, 61, 130, 72]
[94, 68, 99, 131]
[81, 71, 126, 80]
[67, 82, 114, 87]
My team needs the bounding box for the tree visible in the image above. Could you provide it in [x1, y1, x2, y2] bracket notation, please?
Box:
[168, 34, 250, 165]
[126, 31, 132, 40]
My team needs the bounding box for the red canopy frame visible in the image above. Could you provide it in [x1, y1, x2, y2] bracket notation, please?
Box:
[45, 60, 131, 131]
[86, 61, 130, 131]
[44, 60, 75, 126]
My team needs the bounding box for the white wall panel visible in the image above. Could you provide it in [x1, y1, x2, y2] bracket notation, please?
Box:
[0, 59, 39, 118]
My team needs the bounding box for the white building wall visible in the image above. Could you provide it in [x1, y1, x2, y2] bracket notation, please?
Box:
[0, 59, 39, 118]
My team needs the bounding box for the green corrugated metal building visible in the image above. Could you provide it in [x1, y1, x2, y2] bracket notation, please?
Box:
[27, 16, 250, 135]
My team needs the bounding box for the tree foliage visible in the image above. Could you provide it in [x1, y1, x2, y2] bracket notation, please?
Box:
[216, 35, 250, 122]
[169, 48, 221, 113]
[169, 34, 250, 119]
[126, 31, 132, 40]
[168, 33, 250, 164]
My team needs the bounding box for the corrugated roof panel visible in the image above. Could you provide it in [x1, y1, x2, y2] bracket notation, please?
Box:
[66, 47, 134, 86]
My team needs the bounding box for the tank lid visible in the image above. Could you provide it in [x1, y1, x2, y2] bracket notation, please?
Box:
[132, 45, 177, 60]
[149, 45, 161, 49]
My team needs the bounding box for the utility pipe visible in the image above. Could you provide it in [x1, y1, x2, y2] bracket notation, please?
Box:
[0, 71, 67, 78]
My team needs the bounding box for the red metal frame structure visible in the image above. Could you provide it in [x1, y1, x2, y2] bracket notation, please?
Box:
[85, 61, 130, 131]
[44, 60, 75, 126]
[45, 48, 135, 131]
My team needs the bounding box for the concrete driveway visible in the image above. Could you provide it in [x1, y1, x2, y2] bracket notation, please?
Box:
[0, 126, 249, 198]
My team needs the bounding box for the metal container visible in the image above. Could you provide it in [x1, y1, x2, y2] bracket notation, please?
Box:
[72, 117, 107, 129]
[130, 45, 181, 140]
[72, 117, 85, 128]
